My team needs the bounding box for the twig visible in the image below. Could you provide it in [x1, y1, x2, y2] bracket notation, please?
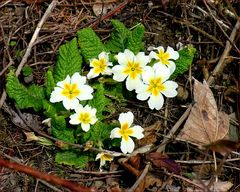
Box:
[0, 0, 58, 109]
[156, 105, 192, 152]
[0, 156, 96, 192]
[0, 0, 12, 8]
[128, 163, 150, 192]
[207, 18, 240, 85]
[165, 172, 205, 190]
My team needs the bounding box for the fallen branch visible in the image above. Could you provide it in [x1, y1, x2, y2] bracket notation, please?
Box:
[0, 156, 96, 192]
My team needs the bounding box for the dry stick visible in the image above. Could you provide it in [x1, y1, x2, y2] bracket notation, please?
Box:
[128, 163, 150, 192]
[207, 18, 240, 85]
[0, 0, 58, 109]
[156, 105, 192, 152]
[0, 156, 96, 192]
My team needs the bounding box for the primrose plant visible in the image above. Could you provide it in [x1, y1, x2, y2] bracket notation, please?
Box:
[6, 20, 196, 169]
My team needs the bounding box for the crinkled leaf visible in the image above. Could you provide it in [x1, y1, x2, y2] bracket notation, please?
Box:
[105, 20, 129, 52]
[104, 83, 126, 104]
[80, 121, 114, 145]
[55, 150, 89, 168]
[170, 45, 196, 79]
[51, 116, 75, 143]
[88, 83, 111, 120]
[77, 28, 106, 63]
[43, 100, 57, 118]
[127, 24, 145, 54]
[45, 70, 55, 97]
[6, 74, 45, 111]
[22, 66, 33, 77]
[54, 38, 82, 82]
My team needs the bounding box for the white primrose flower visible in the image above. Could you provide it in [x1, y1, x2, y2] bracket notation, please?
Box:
[136, 65, 178, 110]
[95, 152, 113, 170]
[149, 46, 179, 74]
[87, 51, 113, 79]
[110, 111, 144, 154]
[69, 104, 97, 132]
[50, 72, 93, 110]
[112, 49, 149, 91]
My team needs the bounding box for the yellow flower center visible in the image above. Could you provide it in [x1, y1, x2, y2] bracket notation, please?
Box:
[123, 60, 142, 79]
[147, 77, 165, 96]
[61, 83, 80, 99]
[92, 58, 107, 74]
[118, 123, 134, 141]
[78, 112, 91, 124]
[157, 49, 170, 65]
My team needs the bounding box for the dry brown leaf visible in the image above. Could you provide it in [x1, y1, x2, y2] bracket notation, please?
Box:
[92, 0, 116, 16]
[186, 180, 233, 192]
[138, 121, 161, 146]
[178, 79, 229, 146]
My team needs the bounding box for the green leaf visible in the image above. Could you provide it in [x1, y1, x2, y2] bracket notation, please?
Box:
[127, 24, 145, 54]
[51, 116, 75, 143]
[88, 84, 111, 120]
[170, 45, 196, 79]
[43, 101, 57, 118]
[104, 83, 126, 104]
[45, 70, 55, 97]
[80, 121, 114, 146]
[105, 20, 129, 52]
[54, 38, 82, 82]
[91, 121, 114, 144]
[6, 74, 45, 111]
[77, 28, 106, 63]
[55, 150, 89, 168]
[22, 66, 33, 77]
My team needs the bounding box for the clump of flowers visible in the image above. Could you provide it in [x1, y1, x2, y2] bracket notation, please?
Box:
[112, 49, 149, 91]
[50, 72, 93, 110]
[87, 51, 113, 79]
[149, 46, 179, 74]
[136, 64, 178, 110]
[110, 111, 144, 154]
[69, 104, 97, 132]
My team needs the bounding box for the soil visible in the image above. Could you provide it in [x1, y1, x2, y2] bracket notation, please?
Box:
[0, 0, 240, 191]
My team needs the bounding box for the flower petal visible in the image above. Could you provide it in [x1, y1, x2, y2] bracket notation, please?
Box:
[125, 76, 143, 91]
[87, 68, 98, 79]
[120, 137, 135, 154]
[116, 52, 128, 66]
[149, 51, 159, 60]
[112, 65, 127, 82]
[50, 87, 65, 103]
[76, 85, 93, 100]
[81, 123, 90, 132]
[57, 75, 70, 88]
[137, 91, 150, 101]
[168, 61, 176, 74]
[141, 66, 155, 84]
[119, 111, 134, 127]
[167, 46, 179, 60]
[161, 81, 178, 98]
[62, 98, 79, 110]
[129, 125, 144, 139]
[148, 93, 164, 110]
[74, 104, 84, 113]
[71, 72, 86, 85]
[95, 153, 102, 160]
[110, 128, 121, 139]
[153, 64, 171, 82]
[69, 113, 80, 125]
[102, 67, 112, 75]
[136, 52, 149, 66]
